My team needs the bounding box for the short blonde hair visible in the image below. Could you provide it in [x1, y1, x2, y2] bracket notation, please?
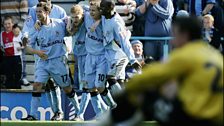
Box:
[203, 14, 214, 23]
[70, 4, 84, 15]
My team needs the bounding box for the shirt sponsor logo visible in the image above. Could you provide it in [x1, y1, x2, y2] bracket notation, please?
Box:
[87, 34, 103, 43]
[41, 40, 64, 48]
[75, 41, 85, 45]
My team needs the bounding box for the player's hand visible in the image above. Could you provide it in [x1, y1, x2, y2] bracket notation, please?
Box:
[37, 50, 48, 60]
[132, 61, 142, 72]
[22, 37, 28, 47]
[35, 20, 41, 30]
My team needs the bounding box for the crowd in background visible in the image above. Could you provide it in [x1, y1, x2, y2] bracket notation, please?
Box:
[0, 0, 224, 89]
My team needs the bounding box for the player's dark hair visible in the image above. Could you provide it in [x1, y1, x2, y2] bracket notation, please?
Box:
[101, 0, 115, 10]
[172, 16, 202, 41]
[37, 2, 51, 13]
[12, 24, 21, 30]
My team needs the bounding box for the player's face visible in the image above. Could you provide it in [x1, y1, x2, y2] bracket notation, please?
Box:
[3, 19, 13, 32]
[90, 5, 101, 20]
[100, 1, 111, 16]
[71, 12, 83, 27]
[171, 25, 188, 48]
[36, 7, 47, 22]
[13, 27, 20, 37]
[203, 18, 213, 29]
[132, 44, 143, 56]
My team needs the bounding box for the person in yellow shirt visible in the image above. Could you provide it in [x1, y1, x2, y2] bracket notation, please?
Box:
[108, 17, 223, 126]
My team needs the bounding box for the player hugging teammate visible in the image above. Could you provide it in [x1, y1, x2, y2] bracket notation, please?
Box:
[21, 0, 141, 121]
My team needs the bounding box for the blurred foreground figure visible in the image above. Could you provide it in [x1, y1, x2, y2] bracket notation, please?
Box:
[106, 17, 223, 126]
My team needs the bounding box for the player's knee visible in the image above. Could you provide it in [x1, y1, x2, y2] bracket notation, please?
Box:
[65, 88, 76, 98]
[33, 82, 42, 92]
[107, 75, 116, 80]
[107, 78, 117, 88]
[117, 79, 124, 85]
[45, 87, 50, 92]
[96, 87, 105, 93]
[117, 79, 125, 87]
[63, 86, 72, 94]
[90, 91, 99, 97]
[46, 78, 56, 89]
[100, 88, 108, 96]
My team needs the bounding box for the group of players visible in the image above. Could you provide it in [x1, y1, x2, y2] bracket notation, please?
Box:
[20, 0, 141, 121]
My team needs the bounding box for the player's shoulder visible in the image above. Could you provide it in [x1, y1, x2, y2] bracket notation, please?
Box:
[51, 18, 65, 24]
[30, 6, 37, 11]
[84, 11, 92, 21]
[114, 13, 125, 25]
[52, 4, 65, 10]
[28, 6, 37, 15]
[52, 4, 66, 14]
[169, 41, 209, 62]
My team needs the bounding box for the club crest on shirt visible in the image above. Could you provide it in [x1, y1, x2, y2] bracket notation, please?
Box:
[56, 31, 60, 37]
[26, 16, 32, 23]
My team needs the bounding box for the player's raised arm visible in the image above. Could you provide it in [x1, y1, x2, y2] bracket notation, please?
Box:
[113, 22, 142, 71]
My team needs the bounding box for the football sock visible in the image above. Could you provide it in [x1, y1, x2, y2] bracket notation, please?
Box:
[30, 92, 41, 118]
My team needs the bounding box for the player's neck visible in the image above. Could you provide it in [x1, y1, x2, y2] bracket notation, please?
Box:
[41, 16, 51, 25]
[105, 11, 115, 19]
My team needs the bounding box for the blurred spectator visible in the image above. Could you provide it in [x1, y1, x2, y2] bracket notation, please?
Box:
[131, 40, 145, 65]
[210, 1, 224, 54]
[184, 0, 216, 17]
[172, 0, 185, 17]
[135, 0, 144, 6]
[0, 0, 28, 31]
[125, 40, 144, 81]
[125, 40, 155, 81]
[176, 10, 189, 17]
[13, 24, 30, 85]
[115, 0, 136, 32]
[202, 14, 221, 50]
[132, 0, 145, 36]
[135, 0, 174, 60]
[0, 16, 22, 89]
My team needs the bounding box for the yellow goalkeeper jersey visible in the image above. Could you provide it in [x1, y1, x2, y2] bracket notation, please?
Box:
[126, 40, 223, 123]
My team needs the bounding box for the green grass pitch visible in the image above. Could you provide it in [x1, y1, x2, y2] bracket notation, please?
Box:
[0, 121, 158, 126]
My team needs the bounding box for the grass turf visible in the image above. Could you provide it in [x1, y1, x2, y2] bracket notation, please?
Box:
[0, 121, 158, 126]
